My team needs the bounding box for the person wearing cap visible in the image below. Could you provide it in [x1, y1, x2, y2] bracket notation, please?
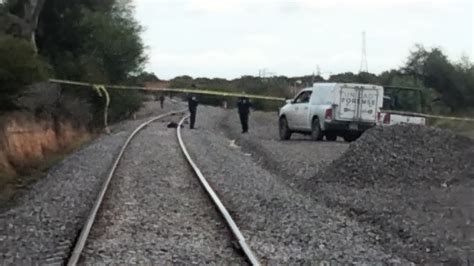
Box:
[188, 85, 199, 129]
[237, 96, 252, 133]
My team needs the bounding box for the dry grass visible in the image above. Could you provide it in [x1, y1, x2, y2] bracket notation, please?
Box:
[429, 118, 474, 139]
[0, 112, 92, 207]
[0, 139, 91, 208]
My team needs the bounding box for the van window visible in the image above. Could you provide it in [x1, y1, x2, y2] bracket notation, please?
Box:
[294, 91, 312, 104]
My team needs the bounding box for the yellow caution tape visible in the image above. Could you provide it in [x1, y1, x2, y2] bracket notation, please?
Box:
[92, 85, 110, 107]
[49, 78, 285, 101]
[49, 78, 474, 122]
[91, 84, 111, 133]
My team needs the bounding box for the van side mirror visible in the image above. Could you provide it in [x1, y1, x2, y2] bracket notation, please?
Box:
[286, 99, 293, 104]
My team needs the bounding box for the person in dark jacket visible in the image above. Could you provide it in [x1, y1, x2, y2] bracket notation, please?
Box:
[159, 94, 165, 109]
[188, 91, 198, 129]
[237, 96, 252, 133]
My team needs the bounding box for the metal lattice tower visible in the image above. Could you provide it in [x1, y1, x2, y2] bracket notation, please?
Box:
[359, 31, 368, 73]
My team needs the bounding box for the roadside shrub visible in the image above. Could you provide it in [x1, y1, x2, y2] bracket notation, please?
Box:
[0, 34, 49, 111]
[106, 90, 144, 123]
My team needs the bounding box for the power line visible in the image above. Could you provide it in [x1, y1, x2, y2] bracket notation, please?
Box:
[359, 31, 369, 73]
[258, 68, 276, 78]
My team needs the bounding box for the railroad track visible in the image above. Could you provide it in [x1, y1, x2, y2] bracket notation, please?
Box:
[67, 110, 259, 265]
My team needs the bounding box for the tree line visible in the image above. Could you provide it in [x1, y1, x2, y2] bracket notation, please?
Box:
[0, 1, 472, 117]
[165, 46, 473, 114]
[0, 0, 146, 123]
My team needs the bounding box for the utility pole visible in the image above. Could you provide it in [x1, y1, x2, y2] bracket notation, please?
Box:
[359, 31, 368, 73]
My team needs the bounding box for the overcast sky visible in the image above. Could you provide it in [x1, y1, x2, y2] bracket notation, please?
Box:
[134, 0, 473, 79]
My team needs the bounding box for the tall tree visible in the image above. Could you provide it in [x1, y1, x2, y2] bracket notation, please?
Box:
[0, 0, 46, 51]
[36, 0, 146, 82]
[404, 45, 468, 111]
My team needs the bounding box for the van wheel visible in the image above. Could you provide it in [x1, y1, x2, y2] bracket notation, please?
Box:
[325, 132, 337, 141]
[279, 117, 292, 140]
[343, 132, 361, 142]
[311, 118, 324, 141]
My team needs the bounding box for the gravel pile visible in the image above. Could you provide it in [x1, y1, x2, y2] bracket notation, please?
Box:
[317, 124, 474, 188]
[182, 106, 403, 264]
[304, 125, 474, 264]
[0, 99, 184, 264]
[215, 107, 473, 263]
[81, 116, 244, 264]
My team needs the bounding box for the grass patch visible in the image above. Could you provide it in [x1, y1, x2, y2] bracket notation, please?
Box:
[429, 118, 474, 139]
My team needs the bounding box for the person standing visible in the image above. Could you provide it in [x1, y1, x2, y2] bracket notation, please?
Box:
[159, 94, 165, 109]
[237, 96, 252, 133]
[188, 92, 198, 129]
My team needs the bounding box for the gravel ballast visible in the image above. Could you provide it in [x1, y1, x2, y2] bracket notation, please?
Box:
[217, 106, 474, 264]
[182, 106, 403, 264]
[0, 131, 129, 264]
[81, 116, 244, 264]
[219, 109, 349, 186]
[0, 99, 184, 264]
[2, 98, 472, 264]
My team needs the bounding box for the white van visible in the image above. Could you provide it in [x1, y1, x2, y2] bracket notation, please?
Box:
[278, 83, 384, 142]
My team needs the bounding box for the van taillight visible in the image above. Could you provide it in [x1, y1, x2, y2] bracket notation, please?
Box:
[377, 112, 381, 122]
[325, 108, 332, 120]
[383, 113, 391, 124]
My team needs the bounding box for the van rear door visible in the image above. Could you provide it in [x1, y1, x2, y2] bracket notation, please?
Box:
[337, 85, 380, 123]
[338, 86, 358, 121]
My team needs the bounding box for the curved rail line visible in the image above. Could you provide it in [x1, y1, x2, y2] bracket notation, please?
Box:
[67, 110, 260, 265]
[67, 110, 185, 265]
[177, 115, 260, 265]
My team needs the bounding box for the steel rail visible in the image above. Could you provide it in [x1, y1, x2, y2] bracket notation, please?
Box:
[177, 115, 260, 266]
[67, 110, 185, 266]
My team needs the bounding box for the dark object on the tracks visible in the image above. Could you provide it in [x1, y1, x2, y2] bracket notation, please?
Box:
[188, 87, 199, 129]
[167, 122, 182, 128]
[159, 94, 165, 109]
[237, 96, 252, 133]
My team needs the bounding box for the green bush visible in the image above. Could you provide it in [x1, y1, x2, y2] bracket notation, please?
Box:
[0, 34, 49, 111]
[106, 90, 144, 123]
